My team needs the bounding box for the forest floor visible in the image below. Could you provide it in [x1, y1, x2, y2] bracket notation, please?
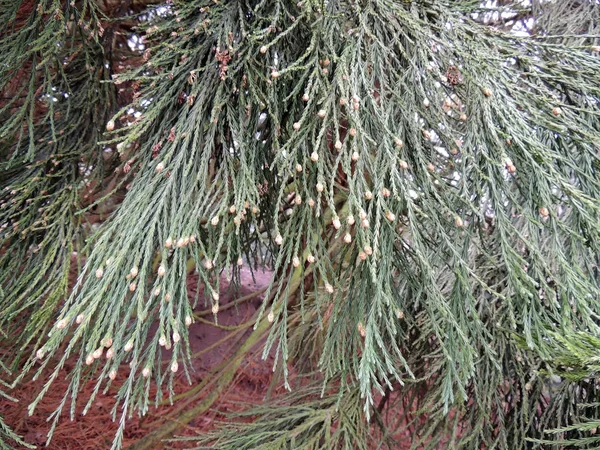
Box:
[1, 267, 282, 449]
[1, 262, 427, 449]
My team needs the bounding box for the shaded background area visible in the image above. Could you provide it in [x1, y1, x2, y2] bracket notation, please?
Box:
[0, 268, 281, 449]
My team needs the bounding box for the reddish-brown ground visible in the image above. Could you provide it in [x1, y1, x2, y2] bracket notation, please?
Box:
[1, 268, 280, 449]
[1, 266, 436, 449]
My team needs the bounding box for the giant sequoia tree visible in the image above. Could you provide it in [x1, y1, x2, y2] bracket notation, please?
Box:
[1, 0, 600, 448]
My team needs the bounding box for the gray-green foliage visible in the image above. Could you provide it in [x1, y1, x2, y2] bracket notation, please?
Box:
[0, 358, 34, 449]
[182, 382, 373, 450]
[1, 0, 600, 448]
[1, 0, 115, 446]
[0, 0, 112, 350]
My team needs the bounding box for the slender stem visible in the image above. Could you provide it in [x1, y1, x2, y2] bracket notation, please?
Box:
[194, 286, 268, 317]
[127, 313, 273, 450]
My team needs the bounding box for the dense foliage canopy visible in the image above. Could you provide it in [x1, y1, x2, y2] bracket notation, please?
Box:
[1, 0, 600, 448]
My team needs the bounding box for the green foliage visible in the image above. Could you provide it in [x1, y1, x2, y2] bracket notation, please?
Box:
[181, 382, 373, 450]
[1, 0, 600, 449]
[0, 359, 34, 449]
[0, 0, 116, 353]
